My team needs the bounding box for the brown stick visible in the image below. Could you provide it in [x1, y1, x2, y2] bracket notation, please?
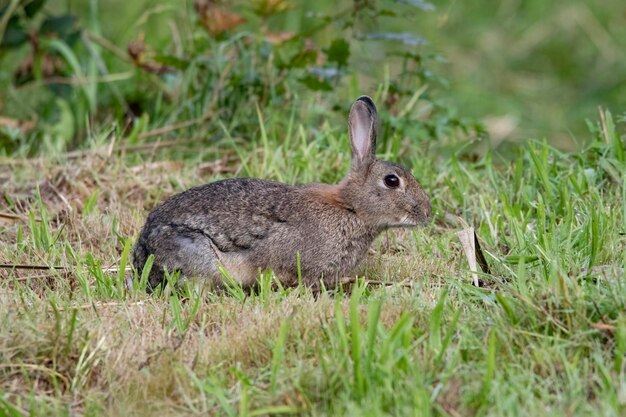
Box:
[0, 264, 68, 270]
[0, 212, 27, 223]
[0, 263, 134, 272]
[339, 277, 416, 288]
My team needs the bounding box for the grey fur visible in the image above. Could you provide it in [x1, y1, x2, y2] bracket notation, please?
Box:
[133, 96, 432, 291]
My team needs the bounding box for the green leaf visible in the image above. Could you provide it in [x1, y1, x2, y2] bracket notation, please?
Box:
[325, 38, 350, 67]
[24, 0, 47, 17]
[299, 74, 333, 91]
[40, 15, 77, 38]
[1, 18, 27, 48]
[280, 48, 317, 69]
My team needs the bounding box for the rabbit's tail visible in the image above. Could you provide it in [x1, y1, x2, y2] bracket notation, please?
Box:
[132, 236, 164, 293]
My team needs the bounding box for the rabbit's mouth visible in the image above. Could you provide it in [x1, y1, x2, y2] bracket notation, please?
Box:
[391, 213, 420, 228]
[395, 207, 430, 227]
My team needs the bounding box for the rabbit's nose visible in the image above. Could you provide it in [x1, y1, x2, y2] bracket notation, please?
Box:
[413, 200, 433, 223]
[412, 199, 431, 223]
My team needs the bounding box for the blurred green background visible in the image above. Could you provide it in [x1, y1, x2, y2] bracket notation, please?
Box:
[1, 0, 625, 155]
[426, 0, 626, 148]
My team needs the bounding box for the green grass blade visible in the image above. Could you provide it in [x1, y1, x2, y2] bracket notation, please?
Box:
[365, 296, 383, 369]
[429, 290, 447, 353]
[477, 328, 497, 407]
[270, 317, 291, 393]
[118, 237, 132, 296]
[349, 283, 364, 396]
[138, 254, 154, 292]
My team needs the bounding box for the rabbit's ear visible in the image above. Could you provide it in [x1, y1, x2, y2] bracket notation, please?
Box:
[348, 96, 377, 170]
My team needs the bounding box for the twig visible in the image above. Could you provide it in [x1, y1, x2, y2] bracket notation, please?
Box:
[0, 264, 131, 273]
[11, 274, 65, 281]
[339, 277, 416, 288]
[0, 264, 68, 270]
[56, 300, 146, 311]
[0, 212, 27, 223]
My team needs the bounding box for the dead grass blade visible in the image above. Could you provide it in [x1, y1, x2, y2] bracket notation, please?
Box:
[339, 277, 416, 288]
[444, 212, 491, 286]
[0, 363, 71, 389]
[0, 212, 26, 224]
[56, 300, 146, 311]
[456, 227, 480, 287]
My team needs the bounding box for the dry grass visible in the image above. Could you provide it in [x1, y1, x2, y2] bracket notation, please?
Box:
[0, 151, 455, 416]
[1, 116, 624, 416]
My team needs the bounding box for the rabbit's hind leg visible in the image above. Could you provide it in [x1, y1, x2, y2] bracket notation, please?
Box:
[144, 224, 223, 290]
[167, 228, 262, 290]
[138, 223, 260, 291]
[133, 236, 166, 292]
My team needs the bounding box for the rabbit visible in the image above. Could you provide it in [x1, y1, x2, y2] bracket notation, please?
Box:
[133, 96, 432, 291]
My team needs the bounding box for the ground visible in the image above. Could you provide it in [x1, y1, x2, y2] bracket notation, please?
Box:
[1, 0, 625, 415]
[1, 109, 624, 416]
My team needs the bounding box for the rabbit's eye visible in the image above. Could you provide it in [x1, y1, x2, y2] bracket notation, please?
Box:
[384, 174, 400, 188]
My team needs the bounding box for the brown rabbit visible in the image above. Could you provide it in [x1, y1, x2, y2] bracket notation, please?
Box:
[133, 96, 431, 291]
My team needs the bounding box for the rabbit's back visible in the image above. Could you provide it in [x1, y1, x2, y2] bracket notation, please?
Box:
[134, 178, 376, 289]
[148, 178, 296, 251]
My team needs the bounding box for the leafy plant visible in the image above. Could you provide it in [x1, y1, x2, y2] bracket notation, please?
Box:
[0, 0, 80, 87]
[1, 0, 476, 155]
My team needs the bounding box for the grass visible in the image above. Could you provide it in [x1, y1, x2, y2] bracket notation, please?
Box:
[1, 99, 625, 416]
[1, 0, 625, 416]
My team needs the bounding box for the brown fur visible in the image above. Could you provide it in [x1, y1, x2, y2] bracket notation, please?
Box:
[304, 183, 349, 209]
